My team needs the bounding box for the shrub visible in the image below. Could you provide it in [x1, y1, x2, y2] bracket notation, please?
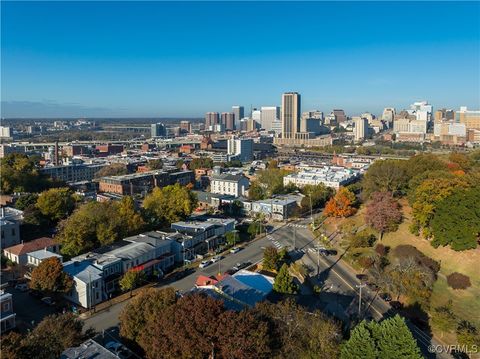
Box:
[446, 272, 471, 290]
[375, 244, 389, 256]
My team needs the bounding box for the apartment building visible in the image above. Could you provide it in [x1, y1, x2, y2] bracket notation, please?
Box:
[210, 173, 250, 197]
[0, 291, 15, 333]
[283, 166, 360, 189]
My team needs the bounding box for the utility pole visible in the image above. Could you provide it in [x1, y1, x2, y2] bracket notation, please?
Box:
[293, 226, 296, 250]
[309, 194, 313, 223]
[356, 283, 367, 317]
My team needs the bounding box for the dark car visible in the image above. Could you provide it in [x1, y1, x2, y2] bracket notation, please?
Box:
[232, 261, 252, 272]
[390, 301, 403, 310]
[356, 274, 368, 281]
[380, 293, 392, 302]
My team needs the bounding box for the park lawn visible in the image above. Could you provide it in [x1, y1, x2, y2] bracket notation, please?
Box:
[324, 199, 480, 338]
[381, 200, 480, 333]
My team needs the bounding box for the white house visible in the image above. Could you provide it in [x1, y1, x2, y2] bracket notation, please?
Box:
[210, 173, 250, 197]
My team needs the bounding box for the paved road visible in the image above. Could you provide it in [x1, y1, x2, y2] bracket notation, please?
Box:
[84, 217, 452, 358]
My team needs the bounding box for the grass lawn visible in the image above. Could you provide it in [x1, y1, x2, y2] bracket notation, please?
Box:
[324, 199, 480, 343]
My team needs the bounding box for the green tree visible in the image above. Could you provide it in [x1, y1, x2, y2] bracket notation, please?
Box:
[341, 321, 377, 359]
[143, 183, 197, 227]
[36, 187, 76, 222]
[120, 270, 145, 294]
[410, 177, 470, 237]
[341, 316, 422, 359]
[376, 315, 423, 359]
[189, 157, 214, 170]
[1, 153, 50, 194]
[263, 246, 279, 271]
[117, 196, 146, 234]
[456, 321, 479, 352]
[119, 287, 177, 344]
[431, 301, 457, 337]
[361, 159, 409, 198]
[30, 257, 73, 294]
[301, 183, 334, 210]
[273, 264, 298, 294]
[225, 231, 238, 246]
[14, 193, 39, 210]
[431, 187, 480, 250]
[248, 182, 266, 200]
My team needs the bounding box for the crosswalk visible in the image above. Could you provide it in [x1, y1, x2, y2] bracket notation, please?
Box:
[267, 235, 284, 250]
[296, 247, 317, 253]
[287, 223, 309, 229]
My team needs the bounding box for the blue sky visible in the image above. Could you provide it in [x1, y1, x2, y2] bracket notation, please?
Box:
[1, 1, 479, 118]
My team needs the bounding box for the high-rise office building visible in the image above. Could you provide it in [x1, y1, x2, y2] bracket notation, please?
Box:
[261, 106, 280, 131]
[354, 117, 369, 141]
[151, 123, 166, 138]
[302, 111, 324, 121]
[333, 109, 347, 123]
[205, 112, 220, 129]
[252, 109, 262, 123]
[456, 106, 480, 130]
[409, 101, 433, 122]
[232, 106, 244, 130]
[221, 112, 235, 131]
[281, 92, 301, 138]
[0, 126, 12, 138]
[382, 108, 396, 127]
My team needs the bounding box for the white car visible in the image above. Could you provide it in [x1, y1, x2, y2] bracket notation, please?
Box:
[211, 255, 222, 263]
[230, 247, 241, 254]
[199, 260, 212, 269]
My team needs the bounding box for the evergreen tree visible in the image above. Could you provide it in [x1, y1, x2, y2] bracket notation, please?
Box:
[340, 321, 377, 359]
[273, 264, 298, 294]
[376, 315, 423, 359]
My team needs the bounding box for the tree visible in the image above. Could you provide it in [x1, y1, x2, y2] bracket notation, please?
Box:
[143, 183, 197, 227]
[376, 315, 423, 359]
[36, 187, 76, 222]
[255, 299, 341, 358]
[139, 294, 225, 359]
[14, 193, 38, 210]
[448, 152, 474, 171]
[446, 272, 471, 290]
[247, 221, 264, 238]
[216, 310, 271, 359]
[147, 158, 163, 169]
[57, 200, 146, 256]
[301, 183, 334, 210]
[263, 246, 280, 271]
[117, 196, 145, 234]
[248, 182, 266, 200]
[431, 187, 480, 250]
[410, 177, 470, 237]
[2, 313, 86, 359]
[94, 163, 128, 178]
[361, 159, 409, 198]
[189, 157, 214, 170]
[119, 270, 145, 294]
[456, 321, 479, 352]
[30, 257, 73, 294]
[225, 231, 238, 246]
[365, 191, 402, 238]
[273, 264, 298, 294]
[119, 287, 177, 344]
[324, 187, 357, 218]
[1, 153, 51, 194]
[431, 301, 457, 337]
[341, 316, 422, 359]
[341, 321, 377, 359]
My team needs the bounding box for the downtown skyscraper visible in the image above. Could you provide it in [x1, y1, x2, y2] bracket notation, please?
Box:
[281, 92, 301, 139]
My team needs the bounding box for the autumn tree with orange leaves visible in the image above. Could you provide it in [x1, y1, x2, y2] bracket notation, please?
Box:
[324, 187, 357, 218]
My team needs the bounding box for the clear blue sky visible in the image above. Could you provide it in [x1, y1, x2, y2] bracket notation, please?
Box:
[1, 1, 479, 118]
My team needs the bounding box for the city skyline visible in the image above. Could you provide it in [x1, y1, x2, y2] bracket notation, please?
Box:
[2, 1, 480, 118]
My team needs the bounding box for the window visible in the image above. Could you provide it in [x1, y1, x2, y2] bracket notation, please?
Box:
[11, 229, 15, 236]
[3, 302, 10, 312]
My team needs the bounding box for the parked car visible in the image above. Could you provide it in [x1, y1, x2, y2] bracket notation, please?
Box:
[232, 261, 251, 272]
[199, 260, 212, 269]
[230, 247, 241, 254]
[211, 255, 223, 263]
[14, 283, 29, 292]
[356, 274, 368, 281]
[380, 293, 392, 302]
[41, 297, 56, 306]
[366, 282, 379, 291]
[390, 301, 403, 310]
[105, 341, 133, 359]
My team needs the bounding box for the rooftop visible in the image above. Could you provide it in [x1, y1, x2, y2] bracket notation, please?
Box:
[63, 260, 103, 283]
[4, 237, 56, 256]
[27, 249, 62, 261]
[60, 339, 119, 359]
[211, 173, 247, 182]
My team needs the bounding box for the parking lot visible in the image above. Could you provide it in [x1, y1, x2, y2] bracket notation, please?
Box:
[6, 286, 58, 332]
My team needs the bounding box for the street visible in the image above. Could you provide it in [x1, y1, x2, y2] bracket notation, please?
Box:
[83, 217, 451, 359]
